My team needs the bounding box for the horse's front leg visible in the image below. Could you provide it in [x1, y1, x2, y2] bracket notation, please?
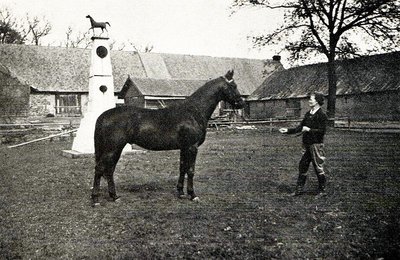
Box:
[178, 145, 199, 201]
[177, 156, 185, 198]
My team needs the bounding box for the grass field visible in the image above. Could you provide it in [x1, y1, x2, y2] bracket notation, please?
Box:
[1, 128, 399, 259]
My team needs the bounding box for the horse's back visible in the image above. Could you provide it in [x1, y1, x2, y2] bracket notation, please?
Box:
[95, 105, 206, 151]
[136, 107, 206, 150]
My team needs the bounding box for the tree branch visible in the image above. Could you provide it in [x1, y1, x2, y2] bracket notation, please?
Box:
[301, 0, 329, 56]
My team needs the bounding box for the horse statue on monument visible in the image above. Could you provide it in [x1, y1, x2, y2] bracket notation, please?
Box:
[91, 70, 245, 206]
[86, 15, 110, 33]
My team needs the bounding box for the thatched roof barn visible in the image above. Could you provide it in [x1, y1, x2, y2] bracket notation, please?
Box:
[0, 44, 282, 95]
[0, 44, 283, 118]
[247, 52, 400, 121]
[249, 51, 400, 101]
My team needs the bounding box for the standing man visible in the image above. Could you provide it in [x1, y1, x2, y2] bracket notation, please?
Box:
[279, 92, 328, 196]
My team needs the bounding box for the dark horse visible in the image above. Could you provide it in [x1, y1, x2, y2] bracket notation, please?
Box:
[86, 15, 110, 32]
[91, 70, 244, 206]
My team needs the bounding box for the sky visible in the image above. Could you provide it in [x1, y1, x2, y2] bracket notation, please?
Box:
[2, 0, 287, 64]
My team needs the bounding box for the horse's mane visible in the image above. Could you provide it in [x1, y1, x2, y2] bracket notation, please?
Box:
[122, 77, 224, 111]
[158, 77, 222, 111]
[187, 77, 222, 100]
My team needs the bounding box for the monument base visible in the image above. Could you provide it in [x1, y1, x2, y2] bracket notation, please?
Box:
[62, 149, 94, 159]
[71, 111, 102, 154]
[62, 144, 146, 159]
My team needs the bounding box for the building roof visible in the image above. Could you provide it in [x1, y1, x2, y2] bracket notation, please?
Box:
[248, 51, 400, 101]
[0, 43, 283, 96]
[123, 77, 208, 97]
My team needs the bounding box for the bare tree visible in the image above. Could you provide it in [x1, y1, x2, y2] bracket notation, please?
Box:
[127, 40, 154, 53]
[63, 26, 91, 48]
[116, 42, 127, 51]
[233, 0, 400, 122]
[109, 39, 117, 50]
[0, 7, 29, 44]
[143, 45, 154, 53]
[26, 15, 52, 46]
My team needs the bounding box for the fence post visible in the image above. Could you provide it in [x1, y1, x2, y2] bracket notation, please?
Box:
[269, 118, 272, 133]
[69, 120, 74, 137]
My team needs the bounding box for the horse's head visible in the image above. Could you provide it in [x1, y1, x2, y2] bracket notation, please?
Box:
[220, 70, 245, 109]
[86, 15, 91, 19]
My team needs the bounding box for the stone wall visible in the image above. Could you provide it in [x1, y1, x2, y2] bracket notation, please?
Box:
[29, 93, 55, 116]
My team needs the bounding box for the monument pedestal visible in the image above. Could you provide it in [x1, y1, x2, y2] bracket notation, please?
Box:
[63, 36, 140, 158]
[63, 112, 134, 158]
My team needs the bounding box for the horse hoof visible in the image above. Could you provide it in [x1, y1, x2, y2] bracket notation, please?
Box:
[177, 190, 185, 199]
[113, 196, 121, 203]
[192, 197, 200, 202]
[92, 202, 101, 207]
[91, 196, 100, 207]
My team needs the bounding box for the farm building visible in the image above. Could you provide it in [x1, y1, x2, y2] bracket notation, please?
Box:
[119, 77, 208, 109]
[119, 54, 284, 114]
[0, 43, 283, 122]
[0, 63, 30, 121]
[247, 51, 400, 121]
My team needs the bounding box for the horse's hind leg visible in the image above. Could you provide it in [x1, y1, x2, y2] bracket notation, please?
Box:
[92, 148, 123, 204]
[104, 148, 123, 201]
[91, 168, 102, 206]
[105, 164, 119, 201]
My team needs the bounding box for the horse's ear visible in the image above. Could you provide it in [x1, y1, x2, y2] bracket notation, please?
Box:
[225, 70, 234, 81]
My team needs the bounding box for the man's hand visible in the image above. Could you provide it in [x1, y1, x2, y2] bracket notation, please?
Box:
[279, 128, 288, 134]
[302, 126, 311, 132]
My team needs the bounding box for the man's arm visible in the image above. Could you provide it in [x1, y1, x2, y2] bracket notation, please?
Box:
[279, 117, 305, 134]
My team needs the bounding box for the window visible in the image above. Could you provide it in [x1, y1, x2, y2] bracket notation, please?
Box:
[286, 99, 301, 118]
[55, 94, 81, 116]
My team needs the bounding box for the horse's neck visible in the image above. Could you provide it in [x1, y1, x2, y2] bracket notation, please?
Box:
[89, 17, 95, 24]
[186, 83, 222, 121]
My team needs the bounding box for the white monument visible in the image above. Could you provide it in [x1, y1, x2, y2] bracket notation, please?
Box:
[63, 36, 131, 157]
[72, 36, 115, 154]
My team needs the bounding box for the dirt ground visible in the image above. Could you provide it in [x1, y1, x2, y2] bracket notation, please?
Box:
[0, 127, 399, 259]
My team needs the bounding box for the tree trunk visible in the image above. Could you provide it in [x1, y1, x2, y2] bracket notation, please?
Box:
[326, 54, 337, 127]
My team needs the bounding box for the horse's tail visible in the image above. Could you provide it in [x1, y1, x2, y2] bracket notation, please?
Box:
[94, 117, 104, 164]
[106, 22, 111, 27]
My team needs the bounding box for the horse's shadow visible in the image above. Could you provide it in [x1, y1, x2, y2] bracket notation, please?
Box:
[276, 183, 293, 193]
[118, 179, 178, 198]
[95, 182, 174, 202]
[124, 182, 166, 193]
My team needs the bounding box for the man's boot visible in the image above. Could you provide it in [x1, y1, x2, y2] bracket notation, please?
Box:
[317, 174, 326, 195]
[293, 174, 307, 196]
